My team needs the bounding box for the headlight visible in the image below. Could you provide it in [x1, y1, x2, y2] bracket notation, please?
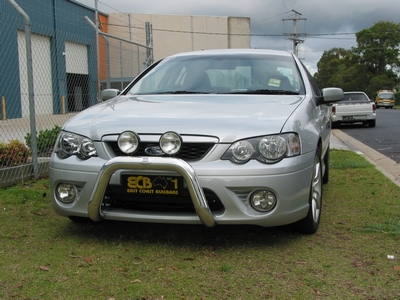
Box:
[259, 135, 286, 160]
[221, 133, 301, 164]
[159, 131, 182, 155]
[55, 131, 97, 160]
[118, 131, 140, 154]
[230, 141, 254, 163]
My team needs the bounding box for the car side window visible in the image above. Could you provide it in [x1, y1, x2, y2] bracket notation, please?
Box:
[301, 62, 321, 97]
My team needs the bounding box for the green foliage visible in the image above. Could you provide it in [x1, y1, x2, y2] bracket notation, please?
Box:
[395, 92, 400, 105]
[355, 21, 400, 75]
[25, 125, 61, 157]
[314, 47, 352, 88]
[0, 140, 31, 168]
[314, 21, 400, 96]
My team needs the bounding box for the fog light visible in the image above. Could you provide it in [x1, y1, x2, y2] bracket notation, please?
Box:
[250, 190, 276, 212]
[56, 183, 77, 204]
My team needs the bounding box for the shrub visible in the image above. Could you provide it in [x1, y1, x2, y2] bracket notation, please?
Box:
[395, 92, 400, 106]
[25, 125, 61, 157]
[0, 140, 31, 168]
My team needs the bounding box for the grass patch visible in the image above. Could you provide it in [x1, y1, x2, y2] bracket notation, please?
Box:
[330, 149, 373, 169]
[361, 218, 400, 235]
[0, 149, 399, 299]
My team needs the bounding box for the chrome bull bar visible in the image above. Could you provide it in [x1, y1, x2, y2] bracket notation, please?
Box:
[88, 156, 216, 227]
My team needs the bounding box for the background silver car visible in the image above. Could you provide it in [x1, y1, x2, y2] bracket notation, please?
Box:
[50, 49, 343, 234]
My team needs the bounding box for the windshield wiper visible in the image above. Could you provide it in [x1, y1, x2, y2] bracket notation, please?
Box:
[224, 89, 300, 95]
[155, 90, 210, 94]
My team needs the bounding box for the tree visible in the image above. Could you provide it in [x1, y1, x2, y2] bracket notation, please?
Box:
[314, 48, 352, 89]
[354, 21, 400, 76]
[314, 21, 400, 95]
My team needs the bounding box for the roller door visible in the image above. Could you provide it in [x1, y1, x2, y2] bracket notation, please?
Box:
[18, 31, 53, 117]
[65, 41, 89, 111]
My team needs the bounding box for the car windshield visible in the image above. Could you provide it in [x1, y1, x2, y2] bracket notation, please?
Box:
[341, 93, 369, 102]
[126, 53, 305, 95]
[378, 92, 394, 100]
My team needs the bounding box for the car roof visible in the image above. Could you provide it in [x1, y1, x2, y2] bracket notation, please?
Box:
[343, 91, 367, 94]
[167, 48, 294, 58]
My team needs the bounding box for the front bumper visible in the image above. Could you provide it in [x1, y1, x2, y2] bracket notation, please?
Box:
[50, 152, 314, 227]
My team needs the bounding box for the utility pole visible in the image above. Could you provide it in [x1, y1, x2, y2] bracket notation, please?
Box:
[94, 0, 100, 99]
[145, 22, 153, 68]
[282, 10, 307, 57]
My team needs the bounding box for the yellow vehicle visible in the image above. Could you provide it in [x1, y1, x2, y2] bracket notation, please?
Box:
[375, 90, 395, 109]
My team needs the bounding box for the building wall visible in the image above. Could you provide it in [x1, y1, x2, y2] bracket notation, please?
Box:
[0, 0, 100, 118]
[0, 3, 250, 119]
[107, 13, 251, 61]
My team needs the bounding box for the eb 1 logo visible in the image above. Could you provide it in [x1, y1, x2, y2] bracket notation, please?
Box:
[127, 176, 153, 189]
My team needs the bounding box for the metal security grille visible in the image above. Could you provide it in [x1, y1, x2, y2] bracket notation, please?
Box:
[0, 1, 152, 187]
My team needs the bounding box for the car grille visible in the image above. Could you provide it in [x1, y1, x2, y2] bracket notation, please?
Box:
[108, 142, 215, 161]
[103, 186, 224, 213]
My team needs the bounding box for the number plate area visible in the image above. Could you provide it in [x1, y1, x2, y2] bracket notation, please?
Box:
[342, 116, 354, 120]
[121, 175, 186, 197]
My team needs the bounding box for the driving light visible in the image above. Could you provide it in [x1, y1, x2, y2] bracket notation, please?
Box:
[56, 183, 77, 204]
[250, 190, 276, 212]
[159, 131, 182, 155]
[118, 131, 140, 154]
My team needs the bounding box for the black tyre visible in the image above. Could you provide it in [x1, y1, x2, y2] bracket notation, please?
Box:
[369, 120, 376, 127]
[322, 147, 330, 184]
[298, 147, 323, 234]
[68, 216, 93, 223]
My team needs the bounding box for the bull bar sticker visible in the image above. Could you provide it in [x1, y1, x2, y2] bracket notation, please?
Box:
[122, 175, 183, 196]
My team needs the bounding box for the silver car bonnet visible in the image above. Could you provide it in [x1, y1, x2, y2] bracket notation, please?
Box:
[64, 94, 304, 142]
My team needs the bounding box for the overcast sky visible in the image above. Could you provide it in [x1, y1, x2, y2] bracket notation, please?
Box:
[77, 0, 399, 73]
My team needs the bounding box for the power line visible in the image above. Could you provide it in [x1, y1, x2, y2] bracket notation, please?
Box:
[104, 22, 358, 39]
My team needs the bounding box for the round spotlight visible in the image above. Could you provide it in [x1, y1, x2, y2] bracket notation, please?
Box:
[56, 183, 77, 204]
[159, 131, 182, 155]
[118, 131, 140, 154]
[250, 190, 277, 212]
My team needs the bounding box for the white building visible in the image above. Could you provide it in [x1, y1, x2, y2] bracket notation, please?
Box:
[107, 13, 251, 61]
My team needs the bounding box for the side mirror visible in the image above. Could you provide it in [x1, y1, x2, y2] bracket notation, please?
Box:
[316, 87, 343, 106]
[101, 89, 120, 101]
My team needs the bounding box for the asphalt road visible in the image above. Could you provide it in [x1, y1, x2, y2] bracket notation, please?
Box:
[336, 108, 400, 164]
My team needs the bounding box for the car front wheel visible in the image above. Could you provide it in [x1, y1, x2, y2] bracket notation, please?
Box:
[298, 147, 323, 234]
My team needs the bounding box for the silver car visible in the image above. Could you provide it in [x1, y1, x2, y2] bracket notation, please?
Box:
[50, 49, 343, 234]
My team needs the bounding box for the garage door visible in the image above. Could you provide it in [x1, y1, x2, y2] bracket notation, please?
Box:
[65, 41, 89, 112]
[18, 31, 53, 117]
[65, 41, 88, 74]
